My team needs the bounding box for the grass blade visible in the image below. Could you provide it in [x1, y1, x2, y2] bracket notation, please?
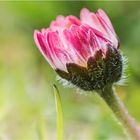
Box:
[53, 84, 64, 140]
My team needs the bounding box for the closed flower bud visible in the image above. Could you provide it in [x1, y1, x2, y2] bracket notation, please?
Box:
[34, 8, 123, 91]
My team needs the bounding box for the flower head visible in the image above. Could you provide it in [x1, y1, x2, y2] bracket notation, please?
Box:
[34, 8, 123, 91]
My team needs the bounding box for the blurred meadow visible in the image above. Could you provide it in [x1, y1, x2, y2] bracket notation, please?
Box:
[0, 1, 140, 140]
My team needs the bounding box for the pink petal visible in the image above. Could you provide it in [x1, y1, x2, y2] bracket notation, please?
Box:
[87, 29, 108, 57]
[80, 8, 91, 22]
[97, 9, 116, 35]
[63, 26, 88, 64]
[96, 10, 119, 48]
[50, 16, 65, 32]
[80, 8, 118, 48]
[65, 16, 81, 26]
[81, 24, 112, 44]
[34, 30, 55, 68]
[80, 8, 106, 34]
[50, 15, 81, 32]
[47, 31, 74, 71]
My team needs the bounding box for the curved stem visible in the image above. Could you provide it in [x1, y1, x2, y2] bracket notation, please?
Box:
[98, 85, 140, 140]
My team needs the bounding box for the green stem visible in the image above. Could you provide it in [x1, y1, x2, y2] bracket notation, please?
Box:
[99, 85, 140, 140]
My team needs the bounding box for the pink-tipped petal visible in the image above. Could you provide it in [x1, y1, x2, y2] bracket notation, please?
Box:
[96, 10, 119, 48]
[80, 9, 107, 35]
[80, 8, 91, 22]
[47, 31, 78, 71]
[97, 9, 116, 35]
[34, 30, 55, 68]
[80, 8, 118, 48]
[65, 16, 81, 27]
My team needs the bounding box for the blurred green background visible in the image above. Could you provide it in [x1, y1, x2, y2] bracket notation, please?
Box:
[0, 1, 140, 140]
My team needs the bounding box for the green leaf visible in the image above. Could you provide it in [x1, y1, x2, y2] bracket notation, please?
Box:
[53, 85, 64, 140]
